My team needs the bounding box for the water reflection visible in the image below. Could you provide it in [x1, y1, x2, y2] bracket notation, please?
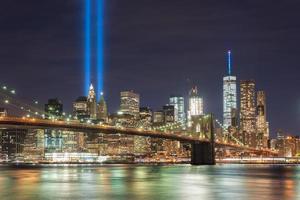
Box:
[0, 165, 299, 200]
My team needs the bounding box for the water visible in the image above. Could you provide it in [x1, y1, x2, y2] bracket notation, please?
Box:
[0, 164, 299, 200]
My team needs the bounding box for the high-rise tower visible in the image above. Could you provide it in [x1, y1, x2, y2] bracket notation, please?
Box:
[256, 91, 269, 148]
[223, 50, 237, 131]
[187, 86, 203, 127]
[240, 80, 256, 147]
[87, 84, 97, 119]
[97, 92, 108, 122]
[120, 91, 140, 118]
[169, 95, 186, 126]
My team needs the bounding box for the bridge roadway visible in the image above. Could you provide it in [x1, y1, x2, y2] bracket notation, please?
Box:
[0, 117, 277, 159]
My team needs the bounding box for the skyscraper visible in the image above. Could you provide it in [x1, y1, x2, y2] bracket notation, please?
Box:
[120, 91, 140, 118]
[240, 80, 256, 147]
[187, 86, 203, 127]
[223, 50, 237, 130]
[256, 91, 269, 148]
[73, 96, 89, 121]
[45, 98, 63, 119]
[97, 93, 108, 122]
[87, 84, 97, 119]
[169, 95, 186, 126]
[163, 105, 176, 123]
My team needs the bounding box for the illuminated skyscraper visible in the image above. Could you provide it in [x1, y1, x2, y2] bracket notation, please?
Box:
[97, 93, 108, 122]
[223, 50, 237, 130]
[187, 86, 203, 127]
[169, 95, 186, 126]
[163, 105, 176, 123]
[240, 80, 256, 147]
[73, 96, 89, 121]
[120, 91, 140, 118]
[256, 91, 269, 148]
[87, 84, 97, 119]
[153, 111, 164, 125]
[45, 98, 63, 119]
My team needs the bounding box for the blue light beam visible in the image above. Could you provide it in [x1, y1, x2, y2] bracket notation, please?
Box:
[97, 0, 104, 99]
[84, 0, 92, 95]
[227, 50, 232, 76]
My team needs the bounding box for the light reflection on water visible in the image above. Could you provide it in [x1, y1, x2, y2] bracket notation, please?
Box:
[0, 164, 299, 200]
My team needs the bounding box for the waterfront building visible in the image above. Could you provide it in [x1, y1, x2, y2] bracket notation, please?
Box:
[44, 130, 63, 153]
[240, 80, 256, 147]
[120, 91, 140, 118]
[23, 129, 45, 161]
[0, 129, 27, 160]
[256, 91, 269, 148]
[223, 50, 237, 131]
[87, 84, 97, 119]
[187, 86, 203, 127]
[271, 131, 300, 157]
[45, 98, 63, 119]
[169, 95, 186, 126]
[73, 96, 90, 121]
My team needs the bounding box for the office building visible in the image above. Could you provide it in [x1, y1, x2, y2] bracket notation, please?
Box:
[169, 95, 186, 126]
[73, 96, 90, 121]
[97, 93, 108, 122]
[45, 98, 63, 119]
[223, 50, 237, 130]
[87, 84, 97, 119]
[240, 80, 256, 147]
[0, 129, 27, 159]
[256, 91, 269, 148]
[120, 91, 140, 118]
[153, 111, 164, 125]
[187, 86, 203, 127]
[163, 105, 175, 123]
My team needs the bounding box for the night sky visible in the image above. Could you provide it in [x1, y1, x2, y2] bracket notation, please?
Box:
[0, 0, 300, 137]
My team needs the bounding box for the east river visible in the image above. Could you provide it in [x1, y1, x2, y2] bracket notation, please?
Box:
[0, 164, 299, 200]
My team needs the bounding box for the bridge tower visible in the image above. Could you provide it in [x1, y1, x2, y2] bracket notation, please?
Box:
[191, 114, 215, 165]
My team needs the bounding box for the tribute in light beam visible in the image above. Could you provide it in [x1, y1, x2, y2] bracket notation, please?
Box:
[227, 50, 232, 76]
[84, 0, 92, 96]
[97, 0, 105, 100]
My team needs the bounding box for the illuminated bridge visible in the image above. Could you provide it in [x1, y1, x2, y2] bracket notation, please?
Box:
[0, 116, 277, 165]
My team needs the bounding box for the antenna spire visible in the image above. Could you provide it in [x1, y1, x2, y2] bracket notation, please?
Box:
[227, 50, 232, 75]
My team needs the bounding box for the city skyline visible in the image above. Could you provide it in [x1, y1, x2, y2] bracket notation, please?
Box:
[0, 0, 300, 136]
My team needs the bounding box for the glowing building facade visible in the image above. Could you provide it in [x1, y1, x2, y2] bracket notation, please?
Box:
[73, 96, 89, 121]
[256, 91, 269, 148]
[240, 80, 256, 147]
[187, 86, 203, 127]
[97, 93, 108, 122]
[169, 95, 186, 126]
[120, 91, 140, 118]
[223, 51, 237, 130]
[87, 84, 97, 119]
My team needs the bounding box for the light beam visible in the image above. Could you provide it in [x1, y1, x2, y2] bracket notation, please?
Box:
[227, 50, 232, 75]
[97, 0, 104, 99]
[84, 0, 92, 95]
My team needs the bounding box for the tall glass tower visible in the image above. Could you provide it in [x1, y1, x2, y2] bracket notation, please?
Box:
[187, 86, 203, 127]
[169, 95, 186, 125]
[223, 50, 237, 130]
